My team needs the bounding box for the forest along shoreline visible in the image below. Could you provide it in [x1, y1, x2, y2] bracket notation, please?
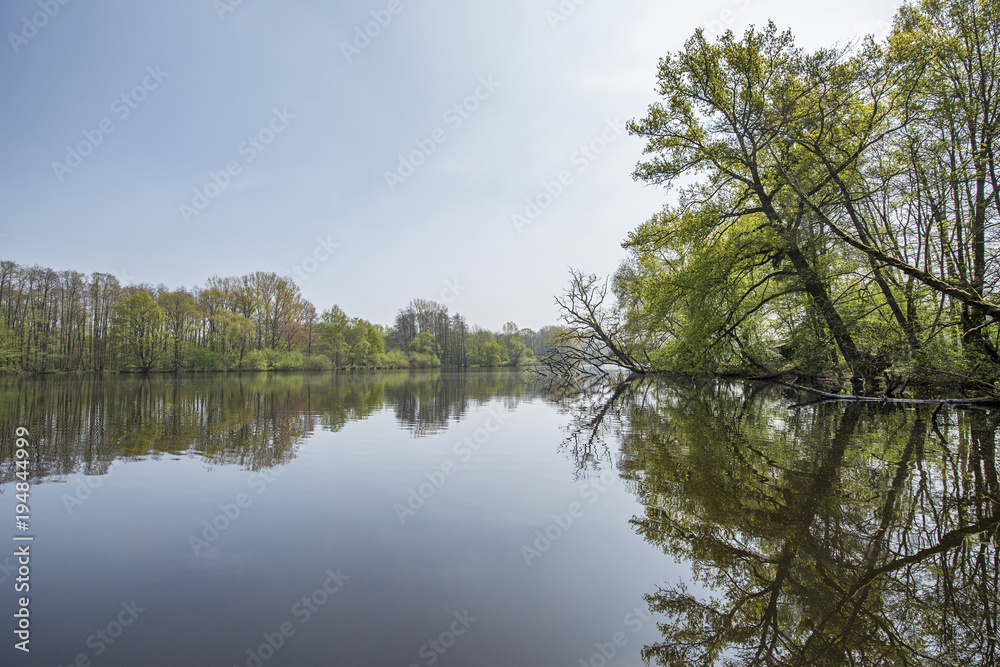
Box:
[539, 0, 1000, 405]
[0, 266, 551, 376]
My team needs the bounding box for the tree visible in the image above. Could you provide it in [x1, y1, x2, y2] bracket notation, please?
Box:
[481, 339, 504, 367]
[467, 330, 498, 367]
[407, 331, 439, 357]
[392, 306, 417, 349]
[89, 272, 121, 371]
[448, 313, 469, 366]
[345, 318, 385, 366]
[0, 325, 19, 373]
[870, 0, 1000, 363]
[158, 290, 200, 372]
[112, 290, 166, 373]
[615, 5, 1000, 389]
[0, 260, 531, 375]
[498, 321, 531, 366]
[544, 269, 649, 379]
[628, 23, 880, 381]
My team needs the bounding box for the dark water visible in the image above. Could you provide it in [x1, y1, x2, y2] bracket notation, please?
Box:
[0, 371, 996, 666]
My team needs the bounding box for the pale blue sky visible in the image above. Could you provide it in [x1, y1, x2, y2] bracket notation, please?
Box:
[2, 0, 902, 330]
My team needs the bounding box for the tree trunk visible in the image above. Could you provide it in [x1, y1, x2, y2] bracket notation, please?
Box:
[784, 242, 869, 382]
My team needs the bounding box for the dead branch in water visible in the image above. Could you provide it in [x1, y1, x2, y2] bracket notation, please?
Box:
[778, 380, 1000, 409]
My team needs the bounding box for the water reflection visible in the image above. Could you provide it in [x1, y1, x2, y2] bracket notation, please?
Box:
[0, 370, 536, 481]
[561, 377, 1000, 666]
[3, 370, 996, 664]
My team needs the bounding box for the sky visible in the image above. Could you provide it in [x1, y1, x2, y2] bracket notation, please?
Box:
[1, 0, 904, 331]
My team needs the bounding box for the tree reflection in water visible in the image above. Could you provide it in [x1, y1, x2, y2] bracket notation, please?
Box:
[0, 369, 534, 480]
[558, 377, 999, 666]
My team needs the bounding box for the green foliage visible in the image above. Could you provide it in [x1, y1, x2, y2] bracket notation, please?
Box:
[613, 3, 1000, 387]
[185, 346, 221, 371]
[407, 331, 439, 356]
[617, 208, 795, 373]
[481, 340, 505, 367]
[407, 351, 441, 368]
[466, 330, 508, 367]
[301, 354, 332, 371]
[318, 306, 387, 368]
[381, 349, 411, 368]
[237, 349, 303, 371]
[240, 349, 268, 371]
[112, 290, 167, 373]
[0, 260, 555, 375]
[0, 326, 19, 374]
[499, 321, 531, 366]
[158, 290, 200, 371]
[271, 350, 303, 370]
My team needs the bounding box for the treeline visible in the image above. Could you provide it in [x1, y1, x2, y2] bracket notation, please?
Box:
[554, 0, 1000, 392]
[0, 260, 560, 374]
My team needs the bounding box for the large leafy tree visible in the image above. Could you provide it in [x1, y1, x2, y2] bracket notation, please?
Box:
[112, 290, 166, 373]
[158, 290, 201, 372]
[627, 23, 879, 380]
[622, 0, 1000, 386]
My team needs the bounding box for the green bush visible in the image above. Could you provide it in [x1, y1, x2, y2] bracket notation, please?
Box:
[301, 354, 333, 370]
[408, 352, 441, 368]
[0, 326, 20, 374]
[185, 347, 210, 371]
[376, 349, 410, 368]
[272, 350, 303, 370]
[240, 350, 268, 371]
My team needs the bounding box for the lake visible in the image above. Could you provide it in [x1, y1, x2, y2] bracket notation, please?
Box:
[0, 370, 996, 666]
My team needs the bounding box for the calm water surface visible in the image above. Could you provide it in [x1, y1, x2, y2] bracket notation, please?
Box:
[0, 371, 996, 666]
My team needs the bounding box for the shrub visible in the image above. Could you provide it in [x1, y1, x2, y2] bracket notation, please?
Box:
[380, 349, 410, 368]
[408, 352, 441, 368]
[185, 347, 211, 371]
[240, 350, 268, 371]
[272, 350, 303, 370]
[301, 354, 333, 370]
